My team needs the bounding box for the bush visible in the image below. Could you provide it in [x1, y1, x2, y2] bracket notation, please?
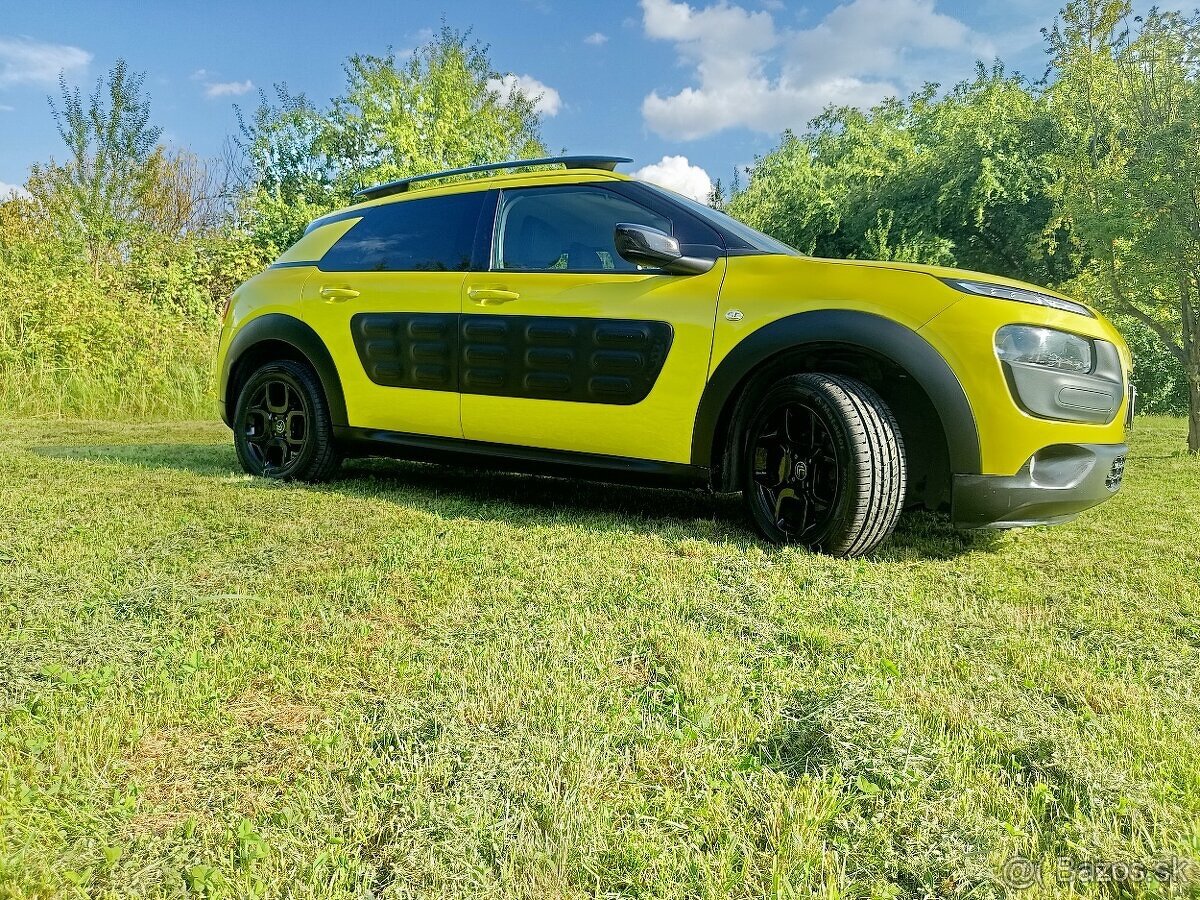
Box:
[0, 202, 263, 420]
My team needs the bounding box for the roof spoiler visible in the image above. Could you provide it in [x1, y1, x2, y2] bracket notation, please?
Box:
[352, 155, 633, 202]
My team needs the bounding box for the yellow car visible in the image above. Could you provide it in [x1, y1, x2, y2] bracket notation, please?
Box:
[215, 155, 1132, 557]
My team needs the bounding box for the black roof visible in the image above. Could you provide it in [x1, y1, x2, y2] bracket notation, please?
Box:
[352, 155, 633, 202]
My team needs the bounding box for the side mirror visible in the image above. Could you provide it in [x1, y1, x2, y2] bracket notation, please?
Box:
[614, 223, 715, 275]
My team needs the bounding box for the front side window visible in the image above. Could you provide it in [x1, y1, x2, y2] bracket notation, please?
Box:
[495, 186, 673, 273]
[659, 188, 801, 256]
[320, 191, 484, 272]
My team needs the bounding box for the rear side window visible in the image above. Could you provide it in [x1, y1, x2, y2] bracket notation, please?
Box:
[320, 192, 484, 272]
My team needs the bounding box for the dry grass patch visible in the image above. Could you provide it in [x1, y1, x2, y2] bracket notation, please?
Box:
[227, 684, 324, 734]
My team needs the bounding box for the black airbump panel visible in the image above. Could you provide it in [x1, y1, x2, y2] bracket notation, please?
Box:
[461, 315, 673, 404]
[351, 313, 458, 390]
[351, 312, 673, 405]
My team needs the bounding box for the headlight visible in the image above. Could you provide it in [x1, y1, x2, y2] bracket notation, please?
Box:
[942, 278, 1094, 318]
[995, 325, 1093, 373]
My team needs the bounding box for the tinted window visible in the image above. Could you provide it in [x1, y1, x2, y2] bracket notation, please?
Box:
[496, 186, 673, 272]
[320, 192, 483, 272]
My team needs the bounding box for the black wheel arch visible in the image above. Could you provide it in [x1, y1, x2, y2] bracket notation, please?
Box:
[221, 314, 347, 428]
[693, 310, 981, 493]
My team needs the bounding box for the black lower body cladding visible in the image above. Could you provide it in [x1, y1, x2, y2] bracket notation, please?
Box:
[951, 442, 1129, 529]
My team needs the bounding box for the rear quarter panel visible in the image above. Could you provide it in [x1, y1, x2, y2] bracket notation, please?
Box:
[215, 267, 315, 414]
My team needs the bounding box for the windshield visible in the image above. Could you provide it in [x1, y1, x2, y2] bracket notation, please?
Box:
[643, 184, 802, 256]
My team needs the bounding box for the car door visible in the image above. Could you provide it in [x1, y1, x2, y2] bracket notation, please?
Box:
[460, 183, 726, 464]
[300, 189, 485, 438]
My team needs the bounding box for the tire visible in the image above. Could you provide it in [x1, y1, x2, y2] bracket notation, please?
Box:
[740, 373, 906, 557]
[232, 359, 341, 482]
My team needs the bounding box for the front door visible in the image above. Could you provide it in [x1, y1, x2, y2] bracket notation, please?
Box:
[460, 184, 726, 464]
[300, 189, 485, 438]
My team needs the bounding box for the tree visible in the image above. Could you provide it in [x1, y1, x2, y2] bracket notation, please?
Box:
[1046, 0, 1200, 451]
[706, 178, 726, 208]
[236, 27, 546, 254]
[26, 60, 163, 276]
[138, 148, 231, 236]
[728, 68, 1075, 286]
[327, 29, 544, 191]
[232, 86, 338, 252]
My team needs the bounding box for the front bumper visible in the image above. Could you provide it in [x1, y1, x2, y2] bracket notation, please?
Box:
[952, 442, 1128, 530]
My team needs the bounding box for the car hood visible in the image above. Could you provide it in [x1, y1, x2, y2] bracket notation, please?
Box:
[809, 256, 1086, 308]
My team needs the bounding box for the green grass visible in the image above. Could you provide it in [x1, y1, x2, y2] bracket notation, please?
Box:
[1, 415, 1198, 899]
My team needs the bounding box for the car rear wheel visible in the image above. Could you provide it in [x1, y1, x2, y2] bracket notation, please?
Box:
[233, 360, 341, 482]
[741, 373, 906, 557]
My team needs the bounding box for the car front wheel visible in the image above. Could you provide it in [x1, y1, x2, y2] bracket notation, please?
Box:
[233, 360, 341, 482]
[742, 372, 906, 557]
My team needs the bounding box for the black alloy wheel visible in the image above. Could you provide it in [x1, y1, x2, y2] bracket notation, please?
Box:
[243, 377, 308, 474]
[749, 400, 842, 542]
[233, 360, 341, 482]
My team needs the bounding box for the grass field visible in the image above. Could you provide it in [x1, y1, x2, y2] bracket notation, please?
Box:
[1, 415, 1198, 899]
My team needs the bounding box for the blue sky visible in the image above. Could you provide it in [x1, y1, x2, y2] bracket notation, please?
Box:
[0, 0, 1172, 201]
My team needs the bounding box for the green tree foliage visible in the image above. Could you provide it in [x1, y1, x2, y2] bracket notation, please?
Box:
[728, 67, 1074, 286]
[26, 61, 162, 276]
[236, 27, 545, 254]
[232, 87, 337, 254]
[0, 191, 226, 418]
[1, 29, 553, 418]
[1045, 0, 1200, 450]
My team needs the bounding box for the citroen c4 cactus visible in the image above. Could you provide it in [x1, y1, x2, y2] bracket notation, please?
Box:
[214, 155, 1132, 557]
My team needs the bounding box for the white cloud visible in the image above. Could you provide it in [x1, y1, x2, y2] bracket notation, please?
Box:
[632, 155, 713, 203]
[0, 36, 91, 87]
[584, 32, 609, 45]
[0, 180, 30, 200]
[194, 69, 254, 98]
[397, 27, 436, 59]
[487, 73, 562, 117]
[0, 104, 13, 112]
[639, 0, 990, 139]
[204, 79, 254, 98]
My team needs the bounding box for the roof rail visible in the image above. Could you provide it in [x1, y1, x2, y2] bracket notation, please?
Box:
[352, 155, 633, 202]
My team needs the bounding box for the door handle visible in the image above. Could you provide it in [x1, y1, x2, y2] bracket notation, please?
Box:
[320, 286, 360, 302]
[468, 288, 520, 305]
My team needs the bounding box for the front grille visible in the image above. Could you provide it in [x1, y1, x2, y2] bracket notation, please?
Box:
[1105, 454, 1126, 492]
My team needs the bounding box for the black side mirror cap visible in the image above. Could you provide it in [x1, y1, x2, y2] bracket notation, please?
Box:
[614, 223, 715, 275]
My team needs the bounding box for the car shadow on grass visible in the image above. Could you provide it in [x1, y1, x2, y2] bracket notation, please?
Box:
[33, 442, 239, 477]
[32, 442, 996, 559]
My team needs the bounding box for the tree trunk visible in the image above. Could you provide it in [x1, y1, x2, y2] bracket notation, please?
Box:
[1184, 277, 1200, 454]
[1188, 357, 1200, 454]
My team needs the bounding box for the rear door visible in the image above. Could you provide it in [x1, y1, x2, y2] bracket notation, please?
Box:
[300, 190, 485, 438]
[460, 183, 726, 464]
